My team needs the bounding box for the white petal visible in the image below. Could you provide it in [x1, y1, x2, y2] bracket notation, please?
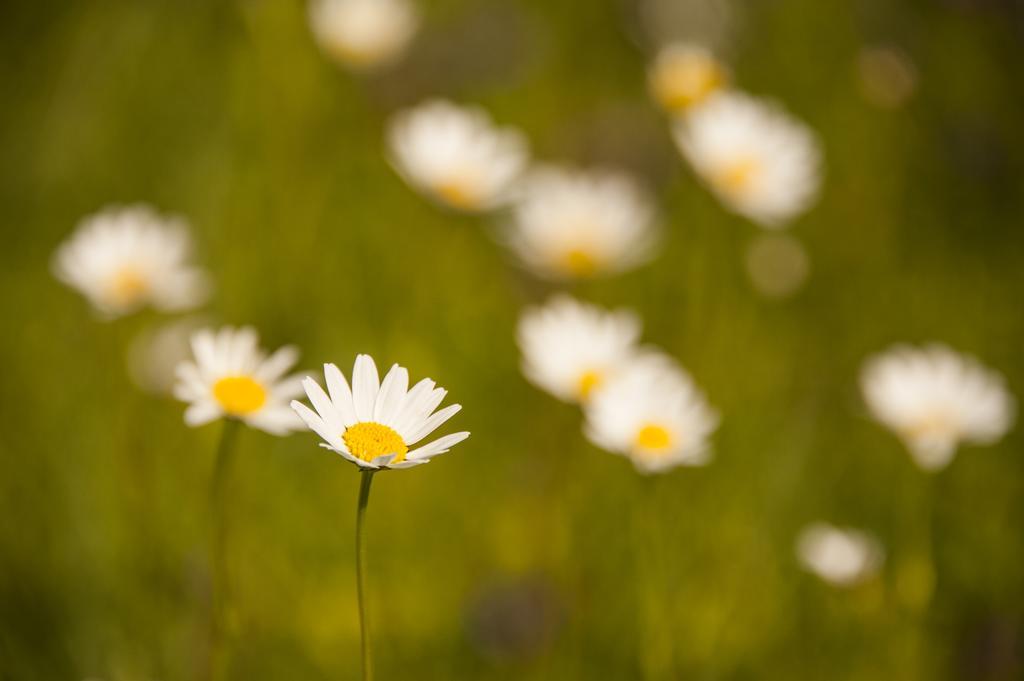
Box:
[184, 401, 222, 427]
[407, 431, 470, 461]
[324, 363, 359, 426]
[405, 403, 462, 445]
[374, 364, 409, 424]
[352, 354, 380, 422]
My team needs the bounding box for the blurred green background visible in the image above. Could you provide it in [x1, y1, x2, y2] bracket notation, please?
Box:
[1, 0, 1023, 679]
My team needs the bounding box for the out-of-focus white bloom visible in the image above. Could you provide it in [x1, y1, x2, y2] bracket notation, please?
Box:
[52, 204, 210, 319]
[308, 0, 418, 70]
[387, 100, 529, 212]
[584, 353, 718, 474]
[174, 326, 305, 435]
[648, 43, 728, 113]
[517, 295, 641, 404]
[129, 316, 209, 395]
[744, 232, 810, 298]
[797, 523, 883, 587]
[672, 92, 822, 227]
[503, 166, 659, 280]
[291, 355, 469, 470]
[861, 344, 1015, 471]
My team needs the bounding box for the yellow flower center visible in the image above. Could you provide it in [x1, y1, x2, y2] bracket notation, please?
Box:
[577, 369, 604, 400]
[903, 411, 957, 442]
[212, 376, 268, 416]
[635, 423, 673, 452]
[343, 421, 409, 464]
[714, 157, 761, 197]
[652, 55, 726, 112]
[108, 267, 149, 306]
[435, 176, 482, 210]
[560, 248, 599, 277]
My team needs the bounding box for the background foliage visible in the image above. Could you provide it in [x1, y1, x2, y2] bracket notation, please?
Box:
[1, 0, 1022, 679]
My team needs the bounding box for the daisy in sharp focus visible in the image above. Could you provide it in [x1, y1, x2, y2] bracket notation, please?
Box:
[291, 355, 470, 470]
[308, 0, 418, 71]
[174, 326, 306, 435]
[672, 91, 822, 227]
[797, 523, 883, 587]
[584, 352, 719, 474]
[648, 43, 729, 113]
[387, 99, 529, 213]
[861, 344, 1015, 471]
[503, 165, 659, 280]
[517, 295, 641, 404]
[52, 204, 210, 318]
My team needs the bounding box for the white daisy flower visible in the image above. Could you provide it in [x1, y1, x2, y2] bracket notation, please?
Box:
[861, 344, 1015, 471]
[584, 353, 719, 474]
[672, 91, 822, 227]
[52, 204, 210, 319]
[503, 166, 659, 280]
[387, 99, 529, 212]
[796, 523, 883, 587]
[308, 0, 418, 71]
[648, 43, 728, 113]
[517, 295, 641, 404]
[291, 355, 470, 470]
[174, 326, 306, 436]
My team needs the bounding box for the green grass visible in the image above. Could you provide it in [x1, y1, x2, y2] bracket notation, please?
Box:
[0, 0, 1022, 679]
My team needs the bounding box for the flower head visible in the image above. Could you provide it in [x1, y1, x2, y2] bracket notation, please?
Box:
[584, 353, 719, 474]
[291, 355, 470, 470]
[861, 344, 1015, 471]
[174, 326, 306, 435]
[648, 43, 729, 113]
[517, 295, 641, 404]
[52, 204, 210, 318]
[309, 0, 418, 70]
[797, 523, 883, 587]
[673, 92, 822, 227]
[387, 100, 529, 212]
[503, 166, 659, 280]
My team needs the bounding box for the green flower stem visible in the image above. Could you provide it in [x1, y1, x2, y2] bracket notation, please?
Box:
[209, 418, 240, 681]
[356, 469, 376, 681]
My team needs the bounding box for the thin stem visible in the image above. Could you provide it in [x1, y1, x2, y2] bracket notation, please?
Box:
[633, 475, 673, 681]
[208, 418, 240, 681]
[355, 469, 376, 681]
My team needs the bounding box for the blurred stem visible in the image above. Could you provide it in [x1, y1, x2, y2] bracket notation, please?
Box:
[209, 418, 240, 681]
[634, 475, 674, 681]
[356, 469, 376, 681]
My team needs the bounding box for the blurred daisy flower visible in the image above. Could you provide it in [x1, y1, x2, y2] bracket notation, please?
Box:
[291, 355, 469, 470]
[584, 353, 718, 474]
[797, 523, 884, 587]
[174, 326, 305, 435]
[387, 99, 529, 212]
[503, 166, 659, 280]
[517, 295, 641, 404]
[308, 0, 418, 71]
[648, 43, 729, 113]
[52, 204, 210, 319]
[861, 344, 1015, 472]
[672, 92, 822, 227]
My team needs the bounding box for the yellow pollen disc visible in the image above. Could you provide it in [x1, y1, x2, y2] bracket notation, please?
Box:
[108, 267, 149, 306]
[577, 370, 604, 400]
[561, 248, 600, 277]
[714, 157, 761, 197]
[343, 421, 409, 464]
[212, 376, 268, 416]
[635, 423, 673, 452]
[903, 412, 957, 441]
[653, 57, 726, 112]
[435, 177, 481, 210]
